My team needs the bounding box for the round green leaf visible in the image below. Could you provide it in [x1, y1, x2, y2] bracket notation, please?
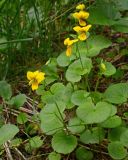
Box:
[9, 94, 26, 108]
[0, 81, 12, 100]
[52, 131, 77, 154]
[68, 117, 85, 134]
[48, 152, 61, 160]
[101, 62, 116, 76]
[29, 136, 43, 149]
[76, 147, 93, 160]
[0, 124, 19, 145]
[104, 83, 128, 104]
[71, 90, 90, 106]
[57, 52, 71, 67]
[108, 141, 127, 159]
[120, 129, 128, 148]
[112, 18, 128, 33]
[88, 1, 121, 25]
[108, 127, 127, 142]
[80, 127, 105, 144]
[76, 101, 112, 124]
[100, 115, 122, 128]
[39, 103, 65, 135]
[77, 36, 112, 57]
[17, 112, 28, 124]
[66, 58, 92, 82]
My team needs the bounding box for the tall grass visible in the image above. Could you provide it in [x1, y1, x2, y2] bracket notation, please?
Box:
[0, 0, 83, 81]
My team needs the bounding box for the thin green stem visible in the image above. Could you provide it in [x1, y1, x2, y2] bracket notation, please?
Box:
[95, 76, 101, 92]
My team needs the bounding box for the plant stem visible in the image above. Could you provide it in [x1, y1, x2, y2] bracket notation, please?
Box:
[95, 76, 101, 92]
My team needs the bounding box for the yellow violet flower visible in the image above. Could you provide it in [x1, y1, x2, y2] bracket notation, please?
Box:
[73, 11, 89, 26]
[64, 38, 78, 57]
[27, 71, 45, 91]
[76, 4, 85, 10]
[73, 25, 92, 41]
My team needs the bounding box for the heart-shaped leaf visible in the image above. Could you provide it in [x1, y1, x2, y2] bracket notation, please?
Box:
[39, 102, 65, 135]
[0, 124, 19, 145]
[52, 131, 77, 154]
[108, 141, 127, 159]
[76, 101, 112, 124]
[104, 83, 128, 104]
[66, 58, 92, 82]
[80, 127, 105, 144]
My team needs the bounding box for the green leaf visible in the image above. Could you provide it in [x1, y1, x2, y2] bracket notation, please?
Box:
[29, 136, 43, 149]
[101, 62, 116, 76]
[0, 81, 12, 100]
[76, 101, 112, 124]
[9, 94, 26, 108]
[114, 0, 128, 11]
[52, 131, 77, 154]
[108, 141, 127, 159]
[68, 117, 85, 134]
[112, 17, 128, 33]
[17, 113, 28, 124]
[10, 138, 22, 147]
[0, 124, 19, 145]
[120, 129, 128, 148]
[100, 115, 122, 128]
[57, 51, 75, 67]
[41, 91, 54, 104]
[41, 83, 66, 104]
[71, 90, 90, 106]
[108, 127, 127, 142]
[88, 0, 121, 25]
[48, 152, 61, 160]
[39, 103, 65, 135]
[104, 83, 128, 104]
[77, 36, 112, 57]
[66, 58, 92, 82]
[76, 147, 93, 160]
[80, 127, 105, 144]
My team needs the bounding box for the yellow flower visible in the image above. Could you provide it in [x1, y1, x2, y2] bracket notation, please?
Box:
[73, 11, 89, 26]
[27, 71, 45, 90]
[73, 25, 92, 41]
[101, 63, 106, 71]
[76, 4, 85, 10]
[64, 38, 78, 56]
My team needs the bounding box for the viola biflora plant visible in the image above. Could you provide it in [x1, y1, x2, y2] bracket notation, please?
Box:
[0, 3, 128, 160]
[37, 4, 128, 160]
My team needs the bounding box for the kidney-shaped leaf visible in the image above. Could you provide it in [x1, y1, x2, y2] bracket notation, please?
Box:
[52, 131, 77, 154]
[66, 58, 92, 82]
[76, 101, 112, 124]
[0, 124, 19, 145]
[104, 83, 128, 104]
[9, 94, 27, 108]
[108, 141, 127, 159]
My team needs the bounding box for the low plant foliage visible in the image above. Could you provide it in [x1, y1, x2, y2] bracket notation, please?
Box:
[0, 0, 128, 159]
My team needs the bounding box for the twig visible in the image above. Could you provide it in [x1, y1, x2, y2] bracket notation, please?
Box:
[4, 142, 13, 160]
[14, 148, 27, 160]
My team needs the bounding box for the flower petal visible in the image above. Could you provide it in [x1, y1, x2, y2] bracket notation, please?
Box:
[27, 71, 35, 80]
[64, 38, 70, 45]
[36, 72, 45, 83]
[83, 24, 92, 32]
[79, 19, 86, 26]
[73, 26, 82, 32]
[66, 46, 72, 57]
[76, 4, 85, 10]
[31, 82, 39, 91]
[78, 33, 87, 41]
